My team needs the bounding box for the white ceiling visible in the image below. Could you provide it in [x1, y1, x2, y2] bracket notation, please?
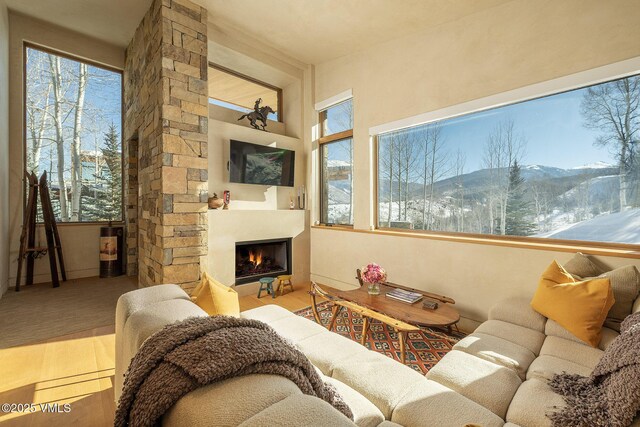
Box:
[204, 0, 512, 64]
[5, 0, 152, 48]
[6, 0, 512, 64]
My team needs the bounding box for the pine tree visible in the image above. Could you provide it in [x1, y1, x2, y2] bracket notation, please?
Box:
[101, 124, 122, 221]
[504, 160, 537, 236]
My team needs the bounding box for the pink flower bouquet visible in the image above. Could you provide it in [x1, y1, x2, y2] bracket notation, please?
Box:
[361, 263, 387, 295]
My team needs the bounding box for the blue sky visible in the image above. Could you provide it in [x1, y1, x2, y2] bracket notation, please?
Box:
[437, 87, 614, 173]
[374, 81, 628, 181]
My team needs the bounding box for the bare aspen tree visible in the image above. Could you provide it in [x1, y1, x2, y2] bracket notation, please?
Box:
[483, 119, 525, 235]
[25, 49, 52, 173]
[424, 124, 449, 229]
[453, 149, 466, 232]
[69, 63, 87, 221]
[377, 134, 395, 226]
[581, 76, 639, 211]
[48, 54, 69, 221]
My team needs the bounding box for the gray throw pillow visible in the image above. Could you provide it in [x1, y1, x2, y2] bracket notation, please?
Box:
[563, 252, 604, 278]
[598, 266, 640, 331]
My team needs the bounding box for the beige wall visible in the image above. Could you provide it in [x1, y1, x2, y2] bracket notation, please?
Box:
[206, 26, 311, 288]
[0, 0, 9, 297]
[207, 209, 310, 294]
[208, 118, 305, 210]
[205, 118, 310, 288]
[309, 0, 640, 329]
[8, 12, 124, 287]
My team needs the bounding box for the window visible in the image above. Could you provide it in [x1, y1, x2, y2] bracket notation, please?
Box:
[25, 45, 123, 223]
[208, 63, 281, 122]
[319, 99, 353, 225]
[377, 74, 640, 246]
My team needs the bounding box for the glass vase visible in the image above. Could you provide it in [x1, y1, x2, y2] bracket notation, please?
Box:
[367, 282, 380, 295]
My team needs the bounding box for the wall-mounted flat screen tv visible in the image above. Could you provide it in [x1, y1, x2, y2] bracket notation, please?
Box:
[229, 140, 295, 187]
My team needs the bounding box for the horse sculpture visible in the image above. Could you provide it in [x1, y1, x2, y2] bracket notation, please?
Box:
[238, 98, 275, 131]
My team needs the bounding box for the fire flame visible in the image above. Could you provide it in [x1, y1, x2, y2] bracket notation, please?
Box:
[249, 250, 263, 267]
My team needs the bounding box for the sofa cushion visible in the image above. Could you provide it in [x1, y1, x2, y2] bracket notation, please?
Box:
[115, 284, 193, 402]
[526, 354, 592, 382]
[331, 350, 426, 419]
[488, 297, 547, 332]
[506, 378, 564, 427]
[116, 284, 190, 334]
[267, 314, 329, 344]
[598, 326, 620, 351]
[162, 374, 302, 427]
[426, 350, 521, 418]
[241, 304, 295, 324]
[475, 320, 546, 355]
[238, 394, 357, 427]
[544, 318, 585, 344]
[391, 378, 504, 427]
[539, 336, 603, 369]
[297, 331, 370, 376]
[545, 318, 620, 351]
[123, 298, 208, 354]
[321, 375, 385, 427]
[453, 332, 536, 380]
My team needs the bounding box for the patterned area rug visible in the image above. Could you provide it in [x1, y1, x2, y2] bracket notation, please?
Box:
[295, 301, 466, 375]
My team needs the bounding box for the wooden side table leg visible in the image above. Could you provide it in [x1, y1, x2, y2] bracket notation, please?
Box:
[360, 316, 370, 346]
[398, 329, 407, 364]
[310, 288, 322, 324]
[327, 304, 344, 331]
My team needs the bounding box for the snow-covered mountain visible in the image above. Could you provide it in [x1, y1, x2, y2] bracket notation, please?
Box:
[376, 163, 619, 198]
[570, 161, 616, 170]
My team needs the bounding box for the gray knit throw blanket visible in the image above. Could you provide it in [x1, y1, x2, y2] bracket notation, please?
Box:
[114, 316, 353, 427]
[547, 311, 640, 427]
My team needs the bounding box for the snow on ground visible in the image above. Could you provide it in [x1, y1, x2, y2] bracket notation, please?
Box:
[536, 208, 640, 244]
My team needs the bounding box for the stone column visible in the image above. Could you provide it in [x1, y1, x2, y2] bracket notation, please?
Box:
[124, 0, 208, 291]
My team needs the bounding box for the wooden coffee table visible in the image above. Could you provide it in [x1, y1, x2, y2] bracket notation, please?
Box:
[309, 282, 460, 364]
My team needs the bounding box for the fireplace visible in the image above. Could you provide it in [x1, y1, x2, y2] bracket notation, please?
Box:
[235, 238, 292, 285]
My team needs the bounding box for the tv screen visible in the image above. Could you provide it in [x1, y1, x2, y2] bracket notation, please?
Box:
[229, 140, 295, 187]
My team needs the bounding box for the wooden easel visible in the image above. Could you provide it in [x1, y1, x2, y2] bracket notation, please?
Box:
[15, 171, 66, 291]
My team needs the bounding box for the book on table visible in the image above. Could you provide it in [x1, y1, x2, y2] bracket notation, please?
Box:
[385, 288, 423, 304]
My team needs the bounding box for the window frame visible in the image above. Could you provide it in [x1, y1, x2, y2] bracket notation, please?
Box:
[23, 42, 125, 225]
[208, 62, 283, 123]
[318, 102, 354, 227]
[372, 70, 640, 255]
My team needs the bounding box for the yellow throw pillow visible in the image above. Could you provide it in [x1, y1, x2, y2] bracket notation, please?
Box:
[531, 261, 614, 347]
[192, 272, 240, 317]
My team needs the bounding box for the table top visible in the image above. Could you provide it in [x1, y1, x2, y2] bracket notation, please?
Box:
[324, 283, 460, 328]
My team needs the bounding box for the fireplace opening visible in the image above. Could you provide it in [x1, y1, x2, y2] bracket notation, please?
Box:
[235, 238, 291, 285]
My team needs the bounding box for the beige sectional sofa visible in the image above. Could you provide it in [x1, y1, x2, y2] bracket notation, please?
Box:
[115, 285, 640, 426]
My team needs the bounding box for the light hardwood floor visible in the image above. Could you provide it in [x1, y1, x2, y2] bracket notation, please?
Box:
[0, 281, 313, 427]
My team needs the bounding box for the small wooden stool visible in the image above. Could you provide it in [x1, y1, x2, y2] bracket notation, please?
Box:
[276, 275, 294, 295]
[257, 277, 276, 299]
